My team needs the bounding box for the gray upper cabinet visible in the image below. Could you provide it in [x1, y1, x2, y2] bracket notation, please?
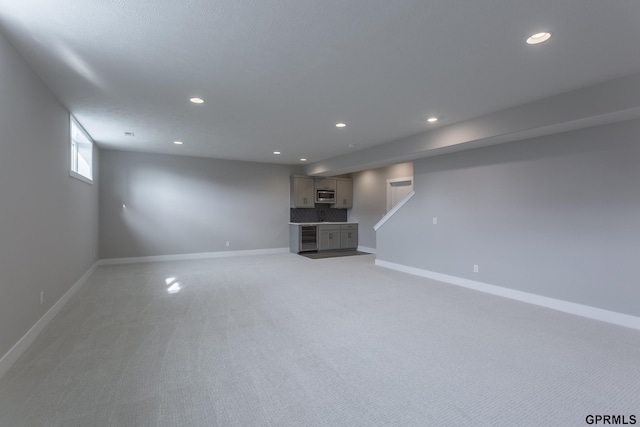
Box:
[290, 175, 315, 208]
[335, 178, 353, 208]
[314, 177, 337, 191]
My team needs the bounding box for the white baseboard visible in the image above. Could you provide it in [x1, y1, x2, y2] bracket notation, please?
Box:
[0, 262, 99, 380]
[99, 247, 290, 265]
[375, 259, 640, 331]
[357, 246, 376, 254]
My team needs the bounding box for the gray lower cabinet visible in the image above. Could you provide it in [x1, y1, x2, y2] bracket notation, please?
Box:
[318, 224, 357, 251]
[289, 224, 300, 253]
[340, 229, 358, 249]
[318, 225, 341, 251]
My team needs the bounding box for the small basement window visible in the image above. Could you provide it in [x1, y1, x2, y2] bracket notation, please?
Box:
[70, 116, 93, 183]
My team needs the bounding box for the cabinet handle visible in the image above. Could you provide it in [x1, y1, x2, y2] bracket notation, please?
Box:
[348, 232, 351, 238]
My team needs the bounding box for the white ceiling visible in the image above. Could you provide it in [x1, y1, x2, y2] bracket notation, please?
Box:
[1, 0, 640, 166]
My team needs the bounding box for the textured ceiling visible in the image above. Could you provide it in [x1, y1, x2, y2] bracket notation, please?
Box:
[1, 0, 640, 166]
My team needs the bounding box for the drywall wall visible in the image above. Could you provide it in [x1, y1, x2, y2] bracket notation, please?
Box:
[0, 32, 99, 363]
[377, 119, 640, 317]
[349, 162, 413, 250]
[99, 150, 298, 258]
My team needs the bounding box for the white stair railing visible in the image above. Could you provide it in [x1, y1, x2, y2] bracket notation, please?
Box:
[373, 190, 415, 231]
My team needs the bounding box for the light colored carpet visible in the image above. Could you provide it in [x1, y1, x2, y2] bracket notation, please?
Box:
[0, 253, 638, 426]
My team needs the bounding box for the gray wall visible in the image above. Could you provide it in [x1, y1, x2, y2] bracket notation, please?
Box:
[377, 119, 640, 317]
[99, 150, 297, 258]
[0, 33, 99, 360]
[349, 162, 413, 249]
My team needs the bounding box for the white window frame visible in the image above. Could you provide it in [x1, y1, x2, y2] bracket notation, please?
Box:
[69, 116, 94, 184]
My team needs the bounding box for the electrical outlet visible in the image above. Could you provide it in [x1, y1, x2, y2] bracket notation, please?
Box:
[40, 291, 44, 305]
[225, 241, 230, 247]
[432, 217, 438, 225]
[473, 264, 479, 273]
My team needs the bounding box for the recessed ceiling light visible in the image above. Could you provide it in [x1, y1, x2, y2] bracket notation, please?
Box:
[336, 123, 346, 128]
[273, 151, 281, 155]
[190, 97, 205, 104]
[526, 32, 551, 45]
[300, 158, 307, 161]
[173, 141, 183, 145]
[427, 117, 438, 123]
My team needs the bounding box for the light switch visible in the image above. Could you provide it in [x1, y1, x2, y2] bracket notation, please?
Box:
[432, 217, 437, 225]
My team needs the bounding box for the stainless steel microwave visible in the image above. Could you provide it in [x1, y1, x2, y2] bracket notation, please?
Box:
[316, 189, 336, 203]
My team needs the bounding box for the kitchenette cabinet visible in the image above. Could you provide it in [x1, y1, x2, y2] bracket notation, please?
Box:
[340, 224, 358, 249]
[290, 175, 352, 208]
[314, 177, 337, 192]
[290, 175, 315, 208]
[335, 178, 353, 208]
[318, 224, 342, 251]
[290, 222, 359, 253]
